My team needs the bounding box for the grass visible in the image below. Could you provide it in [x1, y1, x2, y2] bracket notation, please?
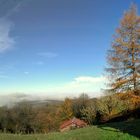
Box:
[0, 119, 140, 140]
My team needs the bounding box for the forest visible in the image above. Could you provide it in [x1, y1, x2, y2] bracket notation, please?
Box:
[0, 92, 140, 134]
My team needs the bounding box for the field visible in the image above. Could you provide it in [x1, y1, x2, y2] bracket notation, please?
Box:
[0, 119, 140, 140]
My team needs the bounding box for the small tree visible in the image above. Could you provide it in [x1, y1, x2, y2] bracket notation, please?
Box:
[80, 99, 97, 124]
[81, 106, 96, 125]
[59, 98, 73, 120]
[72, 93, 89, 118]
[98, 95, 127, 119]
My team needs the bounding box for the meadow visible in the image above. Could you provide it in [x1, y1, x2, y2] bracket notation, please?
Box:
[0, 119, 139, 140]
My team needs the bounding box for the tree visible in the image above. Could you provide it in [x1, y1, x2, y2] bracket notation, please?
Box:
[106, 5, 140, 94]
[80, 99, 98, 124]
[34, 105, 61, 133]
[59, 98, 73, 120]
[72, 93, 89, 118]
[98, 95, 127, 119]
[14, 102, 35, 134]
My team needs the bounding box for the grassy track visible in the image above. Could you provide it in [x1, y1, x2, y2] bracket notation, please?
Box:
[0, 119, 140, 140]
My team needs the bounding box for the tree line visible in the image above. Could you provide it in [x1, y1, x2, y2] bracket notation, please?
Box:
[0, 93, 139, 134]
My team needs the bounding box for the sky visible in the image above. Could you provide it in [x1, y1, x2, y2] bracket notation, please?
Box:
[0, 0, 139, 99]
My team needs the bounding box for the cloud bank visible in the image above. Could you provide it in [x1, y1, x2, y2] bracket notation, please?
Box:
[0, 93, 44, 107]
[45, 75, 107, 98]
[0, 76, 107, 106]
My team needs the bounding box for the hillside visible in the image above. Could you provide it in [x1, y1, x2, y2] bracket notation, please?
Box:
[24, 99, 63, 107]
[0, 119, 140, 140]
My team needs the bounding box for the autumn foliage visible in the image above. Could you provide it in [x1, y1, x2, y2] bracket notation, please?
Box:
[106, 5, 140, 94]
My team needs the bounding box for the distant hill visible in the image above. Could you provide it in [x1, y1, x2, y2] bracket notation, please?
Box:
[25, 99, 63, 107]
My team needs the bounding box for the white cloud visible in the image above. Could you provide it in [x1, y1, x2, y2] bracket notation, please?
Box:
[0, 18, 15, 53]
[0, 1, 25, 53]
[46, 75, 107, 98]
[74, 76, 106, 83]
[0, 76, 107, 101]
[38, 52, 58, 58]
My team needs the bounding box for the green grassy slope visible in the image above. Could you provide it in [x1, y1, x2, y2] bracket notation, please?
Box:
[0, 119, 140, 140]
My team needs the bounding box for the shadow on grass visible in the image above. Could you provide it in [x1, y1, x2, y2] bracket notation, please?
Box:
[98, 119, 140, 139]
[97, 107, 140, 139]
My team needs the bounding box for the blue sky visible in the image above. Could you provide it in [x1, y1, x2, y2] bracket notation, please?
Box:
[0, 0, 139, 98]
